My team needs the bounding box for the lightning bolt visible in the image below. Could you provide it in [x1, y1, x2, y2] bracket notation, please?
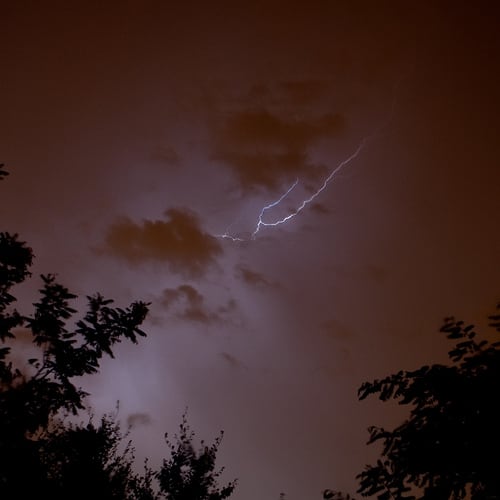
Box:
[250, 137, 368, 239]
[216, 71, 408, 243]
[215, 135, 369, 242]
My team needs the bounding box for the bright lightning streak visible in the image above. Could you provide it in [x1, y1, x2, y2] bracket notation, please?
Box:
[251, 137, 368, 238]
[251, 178, 300, 238]
[213, 67, 412, 242]
[215, 135, 370, 242]
[215, 72, 410, 241]
[217, 231, 245, 242]
[215, 180, 299, 241]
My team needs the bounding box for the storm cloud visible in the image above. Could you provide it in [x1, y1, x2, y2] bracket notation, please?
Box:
[213, 109, 344, 191]
[161, 285, 236, 324]
[103, 208, 222, 277]
[236, 265, 276, 289]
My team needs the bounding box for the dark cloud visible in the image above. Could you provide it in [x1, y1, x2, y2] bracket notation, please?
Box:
[162, 284, 213, 323]
[236, 265, 275, 288]
[246, 84, 272, 103]
[161, 285, 236, 324]
[152, 145, 181, 167]
[212, 109, 345, 191]
[278, 80, 329, 106]
[309, 202, 331, 214]
[10, 328, 33, 346]
[220, 110, 343, 151]
[219, 351, 242, 369]
[241, 80, 331, 110]
[102, 209, 222, 277]
[126, 412, 152, 429]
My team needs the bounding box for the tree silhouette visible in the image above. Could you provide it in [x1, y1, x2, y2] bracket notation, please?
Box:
[38, 412, 158, 500]
[353, 306, 500, 499]
[322, 489, 355, 500]
[158, 414, 237, 500]
[0, 163, 8, 181]
[0, 231, 153, 497]
[0, 166, 236, 499]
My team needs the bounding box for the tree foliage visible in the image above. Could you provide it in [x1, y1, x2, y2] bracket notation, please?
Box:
[38, 412, 158, 500]
[158, 414, 237, 500]
[355, 307, 500, 500]
[0, 163, 8, 181]
[0, 166, 236, 499]
[0, 231, 153, 497]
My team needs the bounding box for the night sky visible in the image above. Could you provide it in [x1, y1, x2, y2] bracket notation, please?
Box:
[2, 2, 500, 499]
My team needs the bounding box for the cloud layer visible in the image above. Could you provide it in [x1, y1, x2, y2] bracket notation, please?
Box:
[213, 109, 344, 191]
[103, 209, 222, 277]
[161, 284, 236, 324]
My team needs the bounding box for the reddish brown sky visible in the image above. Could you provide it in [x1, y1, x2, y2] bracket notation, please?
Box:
[1, 2, 500, 499]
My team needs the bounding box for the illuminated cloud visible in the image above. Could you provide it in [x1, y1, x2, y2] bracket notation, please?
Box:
[103, 209, 222, 277]
[161, 285, 236, 324]
[212, 109, 344, 191]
